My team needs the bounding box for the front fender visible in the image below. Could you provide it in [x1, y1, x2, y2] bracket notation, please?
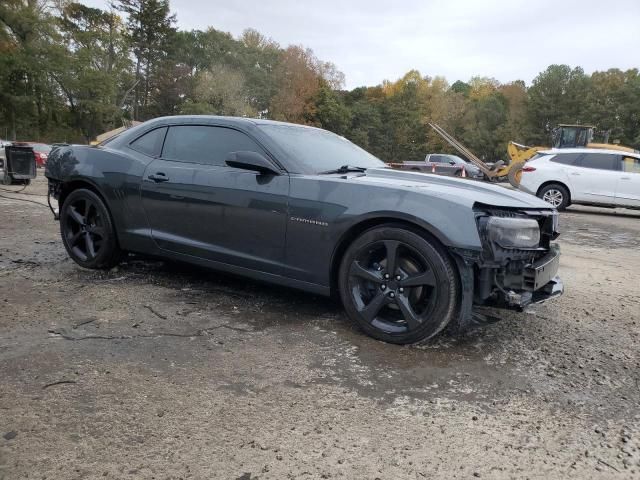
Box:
[285, 176, 483, 287]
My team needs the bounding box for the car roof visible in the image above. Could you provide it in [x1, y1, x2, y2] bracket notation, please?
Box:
[149, 115, 323, 130]
[539, 147, 640, 159]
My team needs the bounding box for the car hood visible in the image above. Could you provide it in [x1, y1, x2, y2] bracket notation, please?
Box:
[349, 168, 552, 209]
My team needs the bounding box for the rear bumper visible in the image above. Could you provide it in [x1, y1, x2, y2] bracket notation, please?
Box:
[517, 178, 537, 195]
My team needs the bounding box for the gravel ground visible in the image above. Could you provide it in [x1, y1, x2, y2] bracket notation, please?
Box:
[0, 175, 639, 479]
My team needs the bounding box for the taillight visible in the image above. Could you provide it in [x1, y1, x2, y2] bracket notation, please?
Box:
[522, 166, 536, 172]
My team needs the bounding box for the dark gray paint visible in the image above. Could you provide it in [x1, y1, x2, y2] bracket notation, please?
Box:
[46, 115, 555, 295]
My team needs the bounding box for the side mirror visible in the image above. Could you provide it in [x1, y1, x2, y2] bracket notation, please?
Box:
[225, 151, 280, 175]
[449, 161, 456, 165]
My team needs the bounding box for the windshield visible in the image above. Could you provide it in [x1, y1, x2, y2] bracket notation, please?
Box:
[32, 144, 51, 153]
[448, 155, 467, 165]
[258, 124, 386, 174]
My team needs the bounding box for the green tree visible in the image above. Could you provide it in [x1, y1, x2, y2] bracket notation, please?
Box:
[181, 64, 253, 117]
[585, 69, 640, 147]
[308, 83, 351, 135]
[0, 0, 67, 140]
[527, 65, 590, 144]
[57, 2, 133, 141]
[450, 80, 470, 96]
[112, 0, 176, 120]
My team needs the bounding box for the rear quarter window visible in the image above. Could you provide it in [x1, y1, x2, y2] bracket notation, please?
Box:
[549, 153, 581, 165]
[622, 156, 640, 173]
[129, 127, 167, 157]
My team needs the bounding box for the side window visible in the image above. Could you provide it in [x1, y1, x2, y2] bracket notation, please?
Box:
[129, 127, 167, 157]
[162, 125, 264, 166]
[622, 156, 640, 174]
[577, 153, 619, 171]
[550, 153, 581, 165]
[430, 155, 444, 163]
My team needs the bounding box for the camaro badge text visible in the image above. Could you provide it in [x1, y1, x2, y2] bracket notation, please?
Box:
[290, 216, 328, 227]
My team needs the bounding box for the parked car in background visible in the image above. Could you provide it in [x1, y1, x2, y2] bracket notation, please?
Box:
[0, 139, 11, 160]
[400, 154, 484, 179]
[518, 148, 640, 210]
[13, 142, 51, 167]
[46, 115, 562, 345]
[1, 144, 37, 185]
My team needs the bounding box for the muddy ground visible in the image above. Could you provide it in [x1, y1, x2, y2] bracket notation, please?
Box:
[0, 175, 639, 479]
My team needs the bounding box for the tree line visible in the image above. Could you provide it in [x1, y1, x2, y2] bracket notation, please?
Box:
[1, 0, 639, 162]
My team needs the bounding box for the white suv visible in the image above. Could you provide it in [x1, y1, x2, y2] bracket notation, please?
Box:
[518, 148, 640, 210]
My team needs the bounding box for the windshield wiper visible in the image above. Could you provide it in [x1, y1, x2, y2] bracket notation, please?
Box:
[319, 165, 368, 175]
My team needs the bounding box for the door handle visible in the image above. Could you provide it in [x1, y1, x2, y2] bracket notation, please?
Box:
[148, 172, 169, 182]
[570, 172, 580, 176]
[620, 177, 631, 180]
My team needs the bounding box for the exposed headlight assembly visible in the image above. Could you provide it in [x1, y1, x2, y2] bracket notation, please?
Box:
[487, 217, 540, 249]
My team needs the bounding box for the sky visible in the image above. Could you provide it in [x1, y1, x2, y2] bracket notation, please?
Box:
[83, 0, 640, 89]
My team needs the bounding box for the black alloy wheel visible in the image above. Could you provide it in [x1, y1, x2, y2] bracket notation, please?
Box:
[60, 189, 121, 269]
[339, 225, 459, 344]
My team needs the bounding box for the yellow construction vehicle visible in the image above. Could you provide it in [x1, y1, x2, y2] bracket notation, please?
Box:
[430, 123, 638, 187]
[506, 124, 638, 186]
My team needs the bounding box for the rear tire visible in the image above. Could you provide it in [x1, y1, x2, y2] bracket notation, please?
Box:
[338, 225, 459, 344]
[537, 183, 570, 211]
[60, 188, 122, 269]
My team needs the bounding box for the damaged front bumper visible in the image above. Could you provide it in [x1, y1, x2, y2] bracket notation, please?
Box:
[451, 243, 564, 332]
[503, 244, 563, 308]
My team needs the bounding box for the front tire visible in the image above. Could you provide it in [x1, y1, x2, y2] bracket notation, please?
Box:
[538, 183, 569, 211]
[338, 225, 459, 344]
[60, 188, 122, 269]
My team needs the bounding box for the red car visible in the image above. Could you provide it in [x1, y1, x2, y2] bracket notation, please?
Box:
[13, 142, 52, 167]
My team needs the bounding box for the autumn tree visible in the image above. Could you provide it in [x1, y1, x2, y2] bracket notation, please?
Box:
[269, 46, 321, 123]
[1, 1, 639, 154]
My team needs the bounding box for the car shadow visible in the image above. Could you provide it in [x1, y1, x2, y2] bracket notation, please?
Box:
[115, 253, 340, 319]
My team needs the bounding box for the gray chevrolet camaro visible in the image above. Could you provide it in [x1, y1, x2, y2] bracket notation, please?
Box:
[45, 116, 563, 344]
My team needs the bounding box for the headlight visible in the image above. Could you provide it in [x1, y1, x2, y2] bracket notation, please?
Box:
[487, 217, 540, 249]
